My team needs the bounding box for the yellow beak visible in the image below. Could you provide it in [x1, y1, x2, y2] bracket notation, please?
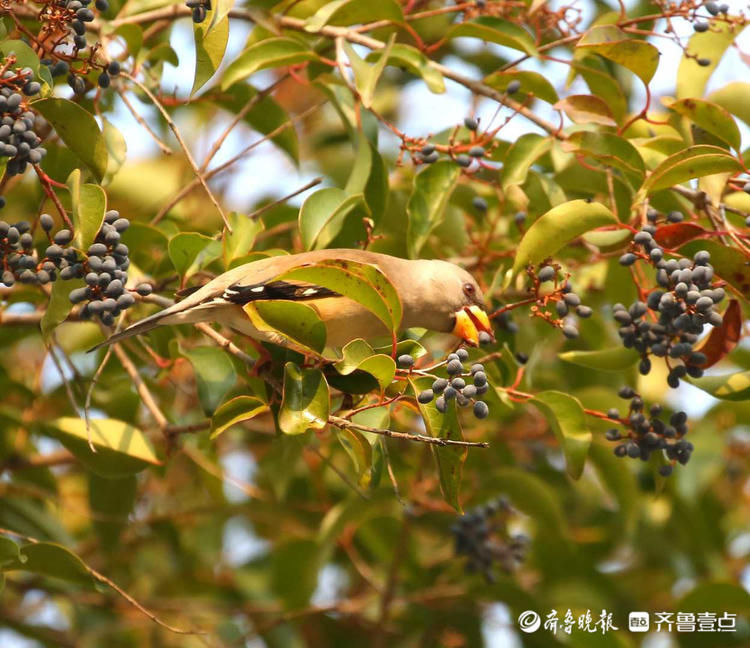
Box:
[451, 306, 494, 346]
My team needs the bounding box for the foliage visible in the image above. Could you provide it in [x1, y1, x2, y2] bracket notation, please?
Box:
[0, 0, 748, 646]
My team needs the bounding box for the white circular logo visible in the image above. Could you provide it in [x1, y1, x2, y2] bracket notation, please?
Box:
[518, 610, 541, 633]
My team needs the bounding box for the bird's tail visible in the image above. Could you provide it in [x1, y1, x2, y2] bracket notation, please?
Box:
[87, 308, 172, 352]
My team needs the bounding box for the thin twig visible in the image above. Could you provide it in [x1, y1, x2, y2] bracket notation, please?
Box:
[111, 343, 169, 430]
[195, 323, 255, 367]
[329, 416, 489, 448]
[122, 72, 231, 231]
[47, 345, 79, 415]
[84, 344, 114, 452]
[0, 527, 204, 636]
[247, 177, 322, 220]
[117, 89, 173, 155]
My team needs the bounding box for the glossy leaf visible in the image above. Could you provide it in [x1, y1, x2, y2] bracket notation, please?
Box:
[334, 339, 396, 391]
[43, 417, 160, 478]
[304, 0, 403, 31]
[411, 377, 465, 512]
[34, 98, 108, 181]
[223, 211, 263, 268]
[41, 278, 81, 341]
[192, 13, 229, 95]
[639, 145, 742, 195]
[279, 259, 402, 335]
[501, 133, 551, 188]
[168, 232, 222, 278]
[689, 370, 750, 401]
[243, 300, 327, 354]
[577, 25, 659, 85]
[531, 391, 592, 479]
[569, 59, 628, 122]
[406, 160, 460, 258]
[677, 21, 745, 99]
[210, 395, 270, 439]
[512, 200, 617, 276]
[181, 346, 238, 415]
[67, 169, 105, 250]
[3, 542, 95, 588]
[694, 299, 741, 368]
[483, 70, 558, 105]
[707, 81, 750, 127]
[342, 34, 395, 108]
[345, 133, 388, 221]
[447, 17, 538, 55]
[299, 188, 366, 250]
[279, 364, 330, 435]
[367, 44, 445, 93]
[559, 347, 640, 371]
[565, 131, 645, 180]
[221, 37, 318, 90]
[554, 94, 616, 127]
[667, 98, 741, 151]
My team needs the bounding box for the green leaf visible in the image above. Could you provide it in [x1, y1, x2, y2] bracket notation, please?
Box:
[42, 417, 160, 478]
[168, 232, 222, 278]
[223, 211, 263, 268]
[501, 133, 551, 189]
[559, 347, 640, 371]
[342, 34, 395, 108]
[221, 37, 318, 90]
[3, 542, 95, 588]
[218, 84, 299, 163]
[677, 21, 745, 99]
[334, 339, 396, 391]
[447, 17, 538, 55]
[298, 188, 366, 250]
[279, 364, 330, 435]
[554, 94, 617, 127]
[210, 395, 269, 439]
[569, 59, 628, 123]
[688, 370, 750, 401]
[89, 473, 136, 550]
[565, 132, 645, 181]
[279, 259, 402, 335]
[666, 98, 741, 151]
[344, 132, 388, 222]
[406, 160, 460, 258]
[639, 145, 742, 195]
[243, 300, 327, 354]
[483, 70, 558, 105]
[305, 0, 403, 31]
[707, 82, 750, 127]
[41, 277, 80, 341]
[577, 25, 659, 85]
[0, 40, 41, 77]
[66, 169, 106, 250]
[512, 200, 617, 276]
[192, 14, 229, 95]
[101, 117, 127, 181]
[530, 391, 591, 480]
[33, 98, 108, 181]
[366, 44, 445, 93]
[0, 536, 20, 566]
[411, 376, 466, 511]
[270, 538, 320, 609]
[181, 346, 237, 415]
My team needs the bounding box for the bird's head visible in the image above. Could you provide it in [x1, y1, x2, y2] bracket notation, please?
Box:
[408, 259, 495, 346]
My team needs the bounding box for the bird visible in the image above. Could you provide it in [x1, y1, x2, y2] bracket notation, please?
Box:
[90, 249, 493, 352]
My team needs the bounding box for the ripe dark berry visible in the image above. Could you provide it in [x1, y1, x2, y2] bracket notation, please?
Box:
[576, 305, 592, 318]
[506, 80, 521, 94]
[618, 386, 635, 399]
[472, 196, 488, 212]
[397, 354, 415, 368]
[705, 1, 719, 15]
[95, 0, 109, 9]
[478, 331, 492, 345]
[443, 386, 457, 400]
[619, 253, 636, 266]
[468, 146, 485, 158]
[446, 359, 463, 375]
[432, 378, 448, 393]
[54, 229, 73, 245]
[562, 324, 579, 339]
[538, 266, 555, 282]
[515, 352, 528, 364]
[694, 21, 709, 32]
[39, 213, 54, 231]
[462, 384, 477, 398]
[418, 389, 434, 404]
[451, 377, 466, 390]
[435, 396, 447, 413]
[473, 401, 489, 419]
[456, 348, 470, 362]
[456, 154, 471, 167]
[470, 363, 484, 375]
[472, 371, 487, 387]
[697, 58, 711, 67]
[464, 117, 478, 131]
[97, 72, 110, 89]
[659, 464, 673, 477]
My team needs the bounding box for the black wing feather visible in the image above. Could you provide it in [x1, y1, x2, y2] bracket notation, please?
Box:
[220, 280, 340, 305]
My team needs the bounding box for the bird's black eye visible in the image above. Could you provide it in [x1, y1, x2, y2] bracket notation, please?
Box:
[463, 282, 476, 296]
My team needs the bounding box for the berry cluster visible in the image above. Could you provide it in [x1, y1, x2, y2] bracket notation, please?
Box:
[46, 0, 106, 53]
[0, 63, 46, 177]
[535, 263, 592, 340]
[186, 0, 212, 23]
[451, 497, 528, 582]
[413, 348, 491, 419]
[617, 231, 722, 388]
[607, 387, 692, 475]
[0, 211, 151, 326]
